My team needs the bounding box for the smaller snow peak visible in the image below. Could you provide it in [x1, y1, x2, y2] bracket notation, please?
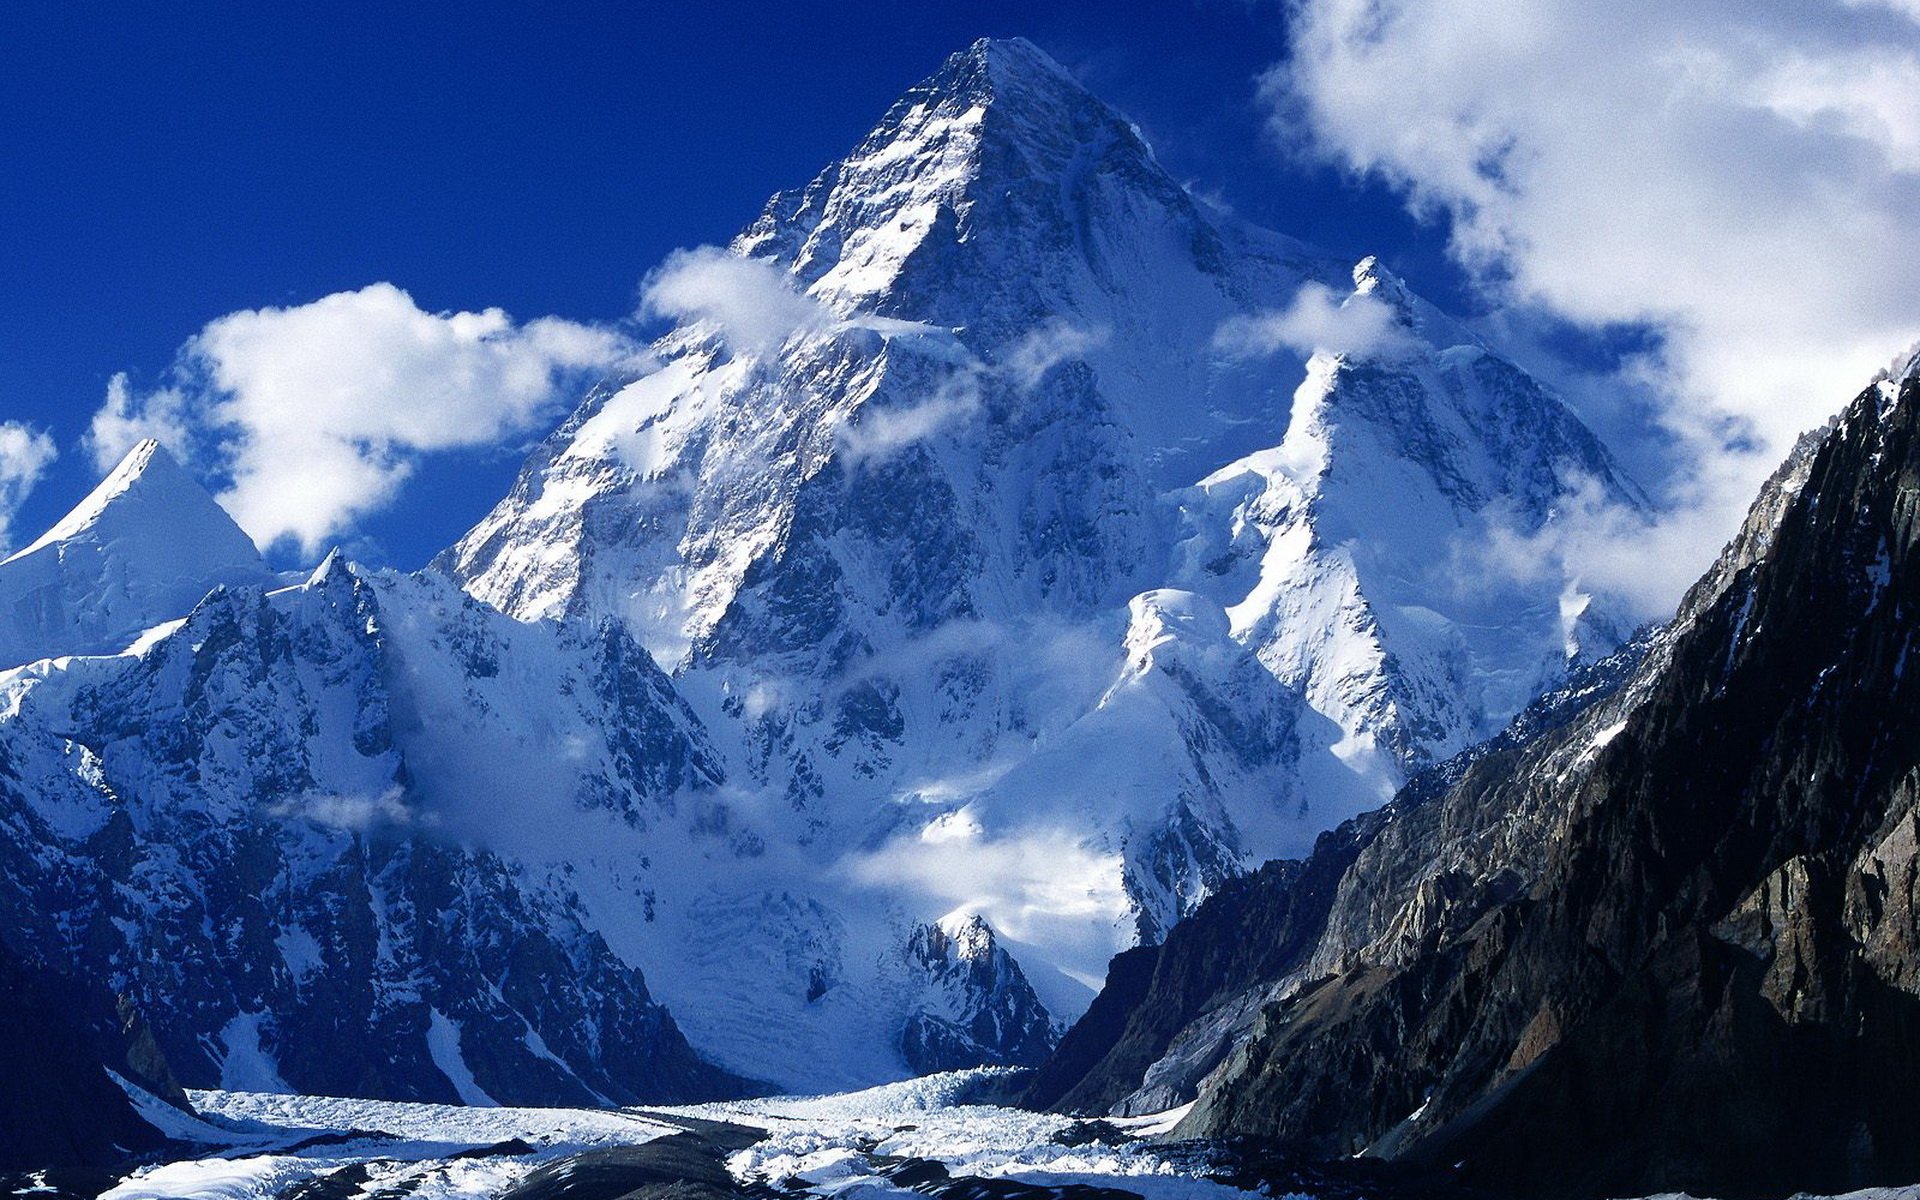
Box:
[117, 437, 165, 475]
[1127, 589, 1233, 647]
[95, 436, 181, 493]
[9, 435, 261, 568]
[934, 911, 998, 958]
[1122, 590, 1235, 679]
[16, 438, 188, 557]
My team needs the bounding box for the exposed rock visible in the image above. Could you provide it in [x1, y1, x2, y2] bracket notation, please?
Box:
[1036, 359, 1920, 1197]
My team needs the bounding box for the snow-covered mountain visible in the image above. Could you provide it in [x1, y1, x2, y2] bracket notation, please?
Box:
[0, 439, 274, 668]
[0, 443, 1055, 1102]
[444, 35, 1639, 1002]
[1176, 259, 1640, 790]
[0, 37, 1643, 1103]
[0, 501, 739, 1105]
[1029, 347, 1920, 1199]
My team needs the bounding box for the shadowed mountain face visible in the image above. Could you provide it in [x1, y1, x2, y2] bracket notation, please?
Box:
[1032, 350, 1920, 1199]
[0, 936, 180, 1170]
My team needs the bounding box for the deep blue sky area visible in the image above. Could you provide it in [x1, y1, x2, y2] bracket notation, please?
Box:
[0, 0, 1463, 567]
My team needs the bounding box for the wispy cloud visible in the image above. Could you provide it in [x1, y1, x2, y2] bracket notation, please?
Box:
[271, 786, 422, 833]
[842, 808, 1128, 947]
[835, 319, 1110, 464]
[1212, 282, 1409, 360]
[641, 246, 834, 357]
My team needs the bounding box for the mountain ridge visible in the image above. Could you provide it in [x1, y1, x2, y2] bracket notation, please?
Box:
[1028, 350, 1920, 1198]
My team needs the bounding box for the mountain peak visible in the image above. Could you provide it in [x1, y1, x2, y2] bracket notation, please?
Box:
[13, 439, 193, 558]
[1878, 338, 1920, 387]
[0, 439, 269, 667]
[943, 37, 1081, 99]
[1351, 255, 1413, 313]
[735, 34, 1242, 320]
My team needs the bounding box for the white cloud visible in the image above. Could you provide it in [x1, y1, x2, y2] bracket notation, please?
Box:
[843, 809, 1128, 948]
[99, 284, 641, 556]
[1212, 282, 1410, 360]
[999, 319, 1111, 389]
[1269, 0, 1920, 604]
[89, 374, 192, 473]
[835, 368, 985, 463]
[1451, 471, 1731, 625]
[641, 246, 833, 356]
[271, 787, 419, 832]
[0, 422, 57, 553]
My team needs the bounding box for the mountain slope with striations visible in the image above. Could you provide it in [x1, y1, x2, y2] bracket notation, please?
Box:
[1031, 346, 1920, 1198]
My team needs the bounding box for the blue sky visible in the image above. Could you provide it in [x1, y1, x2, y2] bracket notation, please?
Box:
[6, 0, 1917, 604]
[0, 1, 1459, 568]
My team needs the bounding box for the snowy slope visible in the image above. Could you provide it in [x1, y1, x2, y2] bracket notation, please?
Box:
[0, 439, 273, 669]
[441, 33, 1641, 1046]
[1175, 259, 1642, 798]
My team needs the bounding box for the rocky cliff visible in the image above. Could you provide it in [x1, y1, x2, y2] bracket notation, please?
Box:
[1034, 349, 1920, 1198]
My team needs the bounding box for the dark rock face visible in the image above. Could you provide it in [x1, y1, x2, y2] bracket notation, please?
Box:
[1020, 834, 1370, 1117]
[1036, 366, 1920, 1198]
[1024, 638, 1642, 1121]
[0, 938, 176, 1170]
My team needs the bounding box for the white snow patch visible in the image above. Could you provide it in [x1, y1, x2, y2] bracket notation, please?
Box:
[426, 1008, 498, 1107]
[217, 1013, 291, 1094]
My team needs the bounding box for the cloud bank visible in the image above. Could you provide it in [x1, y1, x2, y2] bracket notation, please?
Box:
[95, 284, 641, 556]
[1269, 0, 1920, 604]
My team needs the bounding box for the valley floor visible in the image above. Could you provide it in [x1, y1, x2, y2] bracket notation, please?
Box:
[19, 1074, 1920, 1200]
[58, 1072, 1220, 1200]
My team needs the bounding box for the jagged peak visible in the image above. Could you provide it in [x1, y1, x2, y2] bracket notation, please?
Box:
[737, 34, 1207, 308]
[1873, 338, 1920, 388]
[927, 911, 1000, 960]
[852, 35, 1145, 183]
[305, 547, 354, 589]
[6, 439, 260, 566]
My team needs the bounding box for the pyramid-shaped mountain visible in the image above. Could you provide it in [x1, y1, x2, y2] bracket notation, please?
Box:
[443, 34, 1641, 996]
[0, 439, 271, 669]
